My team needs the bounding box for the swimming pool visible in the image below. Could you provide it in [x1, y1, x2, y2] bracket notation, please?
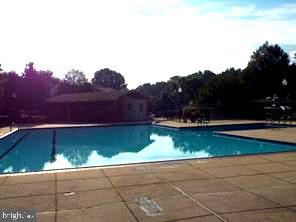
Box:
[0, 124, 295, 174]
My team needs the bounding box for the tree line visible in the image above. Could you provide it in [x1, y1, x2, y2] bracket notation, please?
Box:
[0, 41, 295, 120]
[136, 42, 296, 118]
[0, 65, 126, 116]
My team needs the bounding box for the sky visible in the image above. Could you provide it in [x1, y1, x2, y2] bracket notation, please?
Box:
[0, 0, 296, 88]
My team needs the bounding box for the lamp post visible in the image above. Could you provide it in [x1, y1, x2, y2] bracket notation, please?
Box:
[282, 78, 288, 102]
[177, 87, 182, 122]
[9, 92, 17, 124]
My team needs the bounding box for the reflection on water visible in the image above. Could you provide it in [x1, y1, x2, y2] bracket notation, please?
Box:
[43, 125, 296, 171]
[0, 125, 296, 173]
[43, 134, 210, 170]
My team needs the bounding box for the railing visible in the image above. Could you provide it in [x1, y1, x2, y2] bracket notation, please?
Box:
[9, 122, 18, 132]
[264, 106, 294, 127]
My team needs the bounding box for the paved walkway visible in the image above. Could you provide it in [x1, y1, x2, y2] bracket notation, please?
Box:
[155, 120, 264, 128]
[217, 127, 296, 145]
[0, 127, 9, 137]
[1, 152, 296, 221]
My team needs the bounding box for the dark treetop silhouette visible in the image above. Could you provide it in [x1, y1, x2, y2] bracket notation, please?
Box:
[0, 42, 295, 123]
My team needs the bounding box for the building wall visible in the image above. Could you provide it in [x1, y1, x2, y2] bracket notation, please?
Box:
[48, 103, 68, 122]
[0, 78, 6, 115]
[121, 97, 148, 121]
[47, 95, 149, 123]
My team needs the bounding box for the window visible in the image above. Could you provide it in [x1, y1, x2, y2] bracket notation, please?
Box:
[139, 104, 143, 112]
[127, 104, 131, 111]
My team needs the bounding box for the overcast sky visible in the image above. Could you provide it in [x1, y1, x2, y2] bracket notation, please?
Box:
[1, 0, 295, 88]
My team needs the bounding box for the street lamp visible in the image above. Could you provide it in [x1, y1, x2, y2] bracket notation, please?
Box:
[282, 78, 288, 101]
[177, 87, 183, 122]
[9, 92, 17, 124]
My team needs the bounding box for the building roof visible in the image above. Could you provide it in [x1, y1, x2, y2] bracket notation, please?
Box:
[95, 87, 121, 93]
[47, 90, 148, 103]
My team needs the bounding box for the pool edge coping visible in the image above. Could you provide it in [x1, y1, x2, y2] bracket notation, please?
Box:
[1, 150, 296, 177]
[0, 121, 153, 139]
[214, 131, 296, 146]
[0, 129, 18, 140]
[1, 122, 296, 176]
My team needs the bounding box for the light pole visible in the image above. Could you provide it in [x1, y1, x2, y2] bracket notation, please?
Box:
[177, 87, 182, 122]
[9, 92, 17, 124]
[282, 78, 288, 102]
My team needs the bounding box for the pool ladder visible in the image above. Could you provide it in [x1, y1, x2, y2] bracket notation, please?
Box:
[9, 122, 18, 132]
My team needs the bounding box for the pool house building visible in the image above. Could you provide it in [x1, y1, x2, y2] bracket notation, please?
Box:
[47, 89, 149, 123]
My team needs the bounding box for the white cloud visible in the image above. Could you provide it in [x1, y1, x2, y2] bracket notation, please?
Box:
[290, 51, 296, 63]
[228, 4, 257, 17]
[0, 0, 295, 88]
[254, 3, 296, 20]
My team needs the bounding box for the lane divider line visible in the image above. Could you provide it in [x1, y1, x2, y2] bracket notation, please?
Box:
[0, 131, 30, 161]
[51, 129, 56, 162]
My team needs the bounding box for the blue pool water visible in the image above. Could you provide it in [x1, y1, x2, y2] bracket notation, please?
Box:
[0, 124, 295, 174]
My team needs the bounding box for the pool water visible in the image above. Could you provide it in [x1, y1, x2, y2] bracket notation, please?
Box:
[0, 124, 295, 174]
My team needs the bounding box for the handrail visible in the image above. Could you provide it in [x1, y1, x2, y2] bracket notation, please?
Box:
[9, 122, 18, 132]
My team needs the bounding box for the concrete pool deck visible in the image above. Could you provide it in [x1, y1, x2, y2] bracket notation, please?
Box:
[155, 119, 265, 129]
[1, 120, 296, 221]
[0, 152, 296, 221]
[156, 120, 296, 145]
[217, 127, 296, 145]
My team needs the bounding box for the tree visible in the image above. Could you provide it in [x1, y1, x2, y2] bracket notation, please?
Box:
[157, 70, 216, 112]
[157, 91, 175, 113]
[54, 81, 93, 95]
[136, 82, 168, 114]
[0, 71, 20, 119]
[176, 70, 216, 107]
[136, 82, 167, 100]
[243, 41, 290, 98]
[21, 62, 56, 111]
[136, 70, 216, 116]
[195, 68, 245, 114]
[92, 68, 126, 89]
[287, 63, 296, 99]
[64, 69, 88, 86]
